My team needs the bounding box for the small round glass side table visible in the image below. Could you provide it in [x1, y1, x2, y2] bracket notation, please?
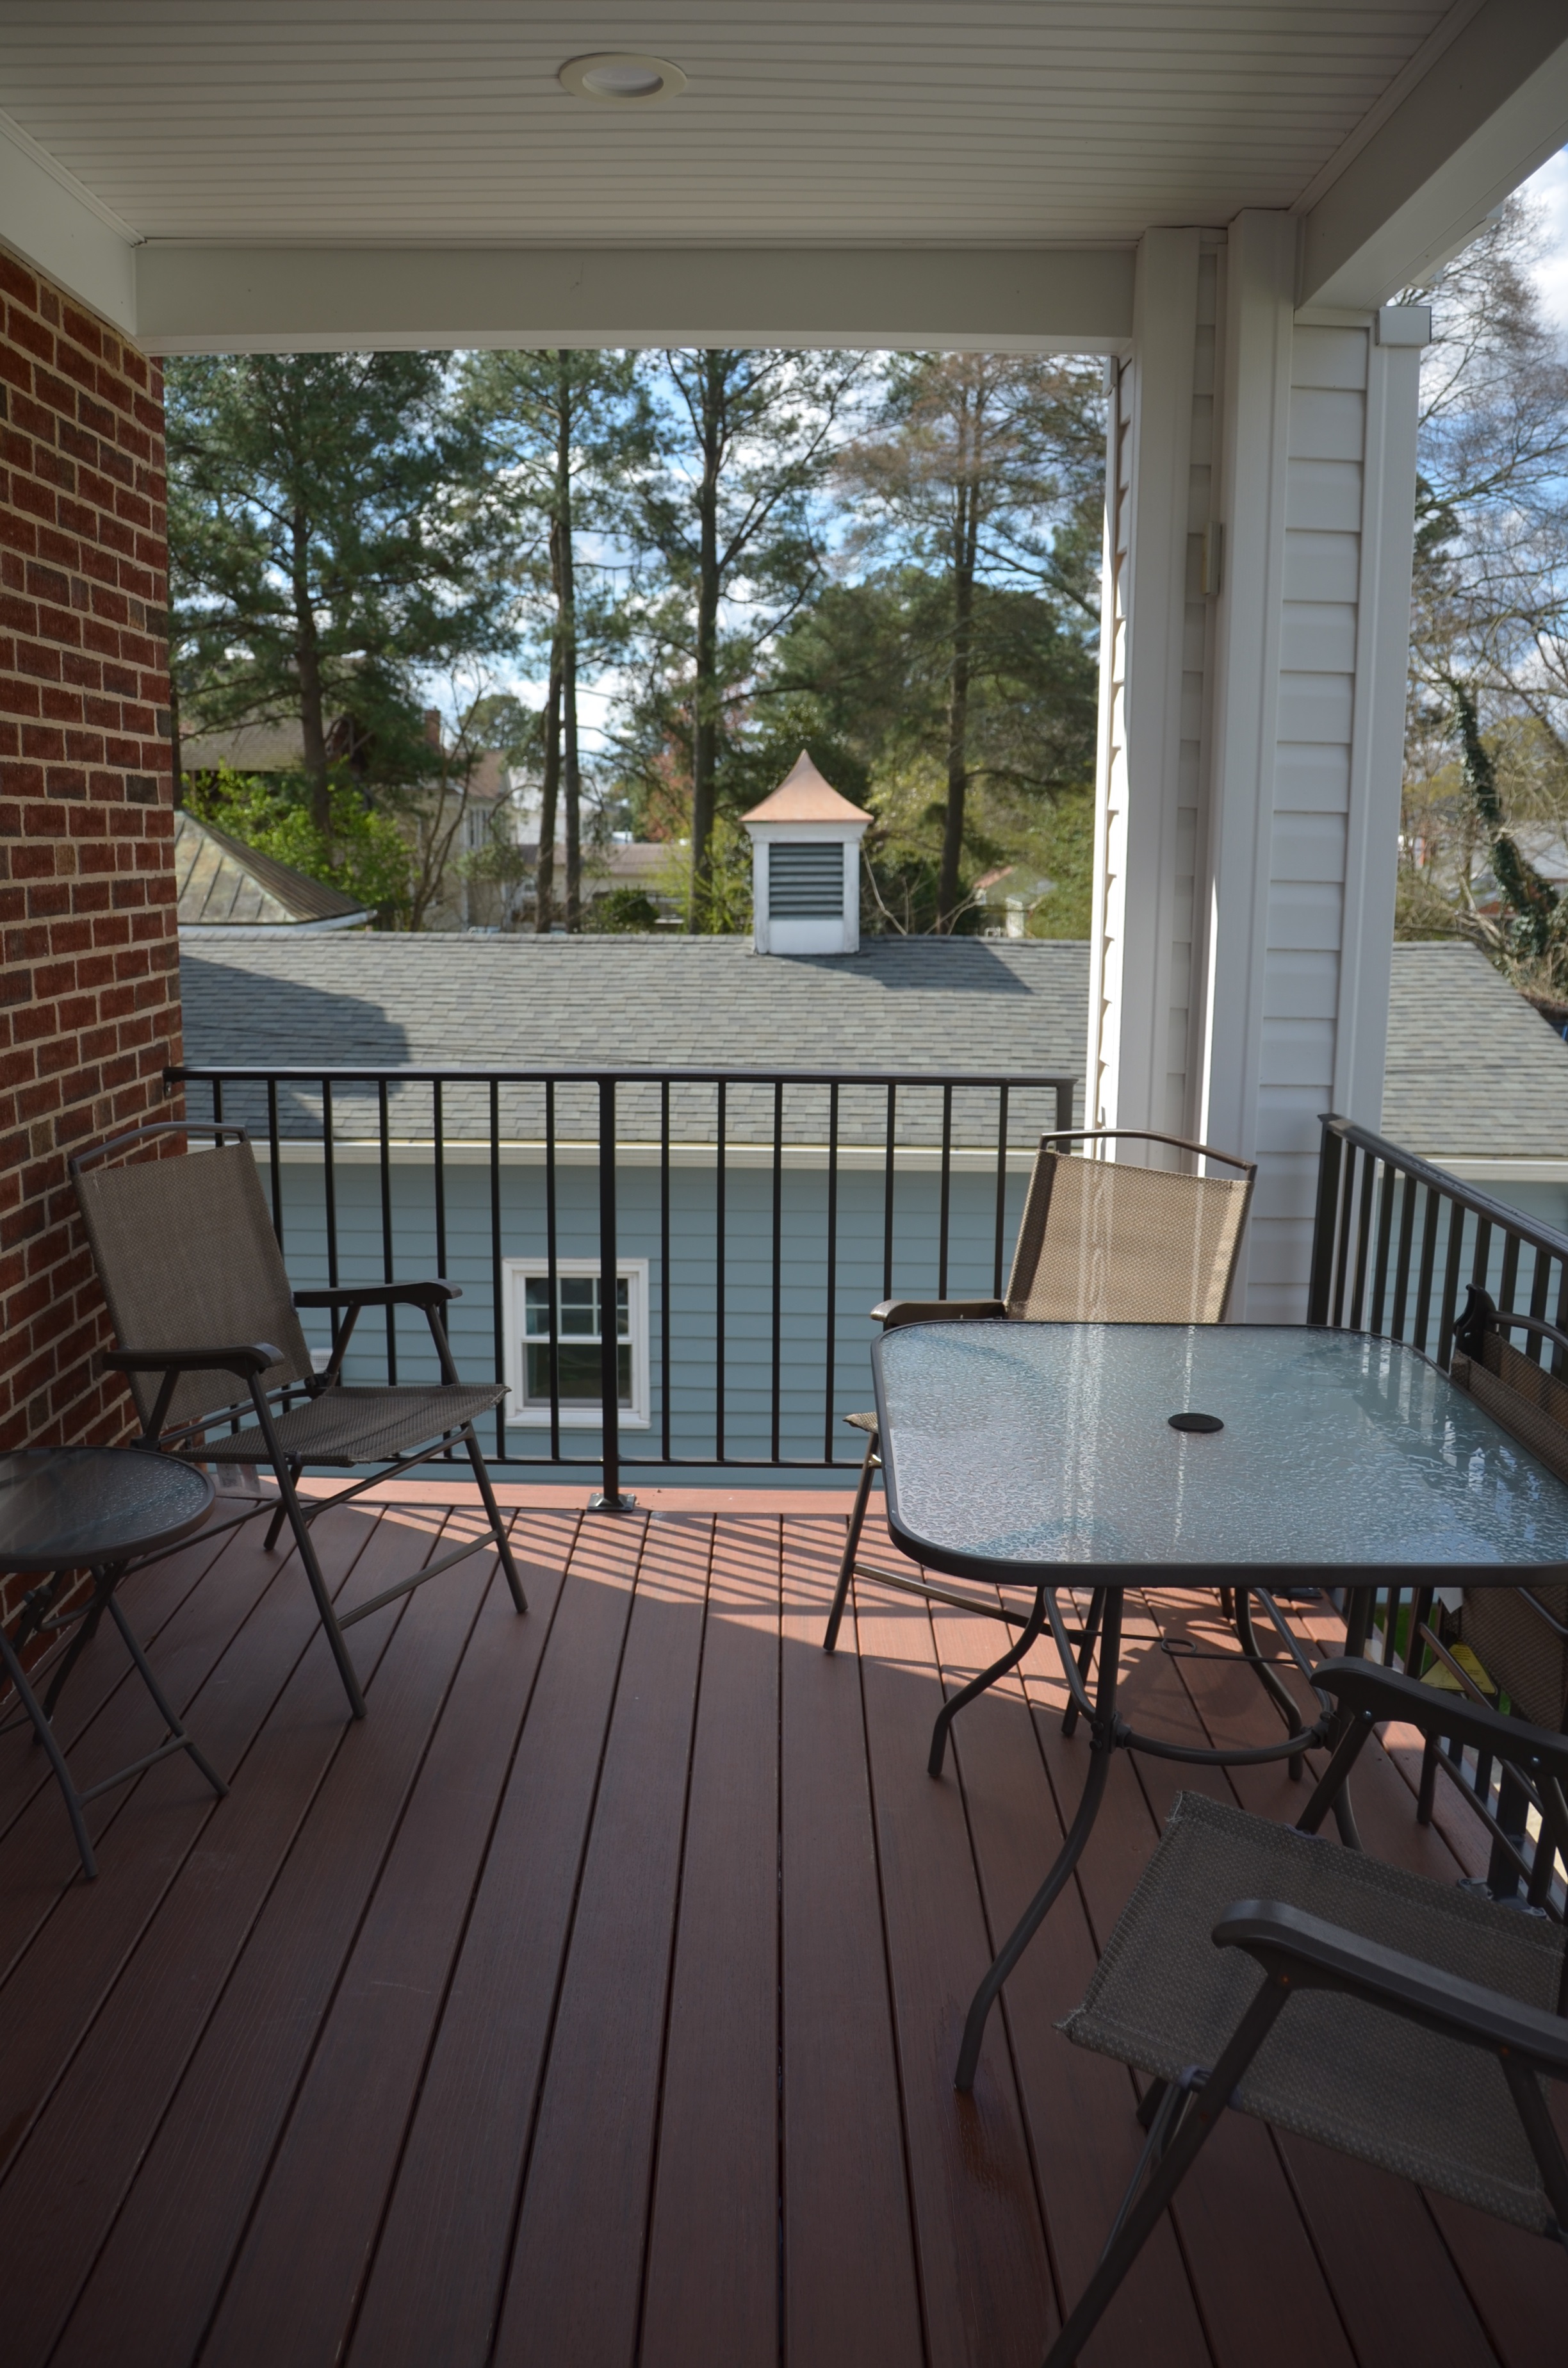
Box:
[0, 1447, 224, 1879]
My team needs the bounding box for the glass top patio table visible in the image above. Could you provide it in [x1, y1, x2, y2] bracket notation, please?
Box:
[872, 1321, 1568, 1588]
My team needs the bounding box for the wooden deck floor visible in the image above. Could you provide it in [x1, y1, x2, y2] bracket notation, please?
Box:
[0, 1486, 1563, 2368]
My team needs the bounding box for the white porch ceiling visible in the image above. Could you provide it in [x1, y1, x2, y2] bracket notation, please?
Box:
[0, 1, 1463, 246]
[0, 1, 1564, 348]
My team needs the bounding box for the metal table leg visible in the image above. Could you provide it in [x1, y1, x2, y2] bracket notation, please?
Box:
[0, 1559, 227, 1880]
[954, 1590, 1125, 2091]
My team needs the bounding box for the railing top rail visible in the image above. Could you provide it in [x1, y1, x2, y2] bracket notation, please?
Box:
[1321, 1112, 1568, 1268]
[167, 1064, 1078, 1090]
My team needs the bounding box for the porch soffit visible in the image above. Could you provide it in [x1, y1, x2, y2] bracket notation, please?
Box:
[0, 4, 1562, 347]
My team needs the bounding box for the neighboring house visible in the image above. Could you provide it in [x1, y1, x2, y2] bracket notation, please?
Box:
[174, 810, 372, 937]
[1383, 942, 1568, 1234]
[178, 932, 1088, 1471]
[972, 864, 1056, 939]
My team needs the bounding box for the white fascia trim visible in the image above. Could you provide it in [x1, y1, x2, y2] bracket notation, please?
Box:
[0, 111, 138, 333]
[131, 242, 1135, 356]
[1300, 3, 1568, 309]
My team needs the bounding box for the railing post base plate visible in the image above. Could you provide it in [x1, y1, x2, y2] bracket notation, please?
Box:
[587, 1491, 639, 1513]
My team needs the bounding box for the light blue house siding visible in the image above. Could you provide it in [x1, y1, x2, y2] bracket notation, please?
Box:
[264, 1146, 1032, 1477]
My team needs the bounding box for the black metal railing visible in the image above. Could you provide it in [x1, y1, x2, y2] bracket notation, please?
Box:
[1310, 1112, 1568, 1912]
[167, 1062, 1076, 1506]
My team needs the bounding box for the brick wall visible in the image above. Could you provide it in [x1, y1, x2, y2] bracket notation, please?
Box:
[0, 252, 182, 1609]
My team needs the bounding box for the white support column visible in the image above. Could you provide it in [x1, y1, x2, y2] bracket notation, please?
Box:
[1195, 211, 1298, 1244]
[1086, 227, 1207, 1156]
[1091, 210, 1425, 1317]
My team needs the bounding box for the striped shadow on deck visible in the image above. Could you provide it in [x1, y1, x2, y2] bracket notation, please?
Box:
[0, 1492, 1559, 2367]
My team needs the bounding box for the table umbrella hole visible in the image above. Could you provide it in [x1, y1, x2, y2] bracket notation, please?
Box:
[1168, 1410, 1224, 1433]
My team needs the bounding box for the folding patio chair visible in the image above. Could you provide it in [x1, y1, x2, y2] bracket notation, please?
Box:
[72, 1121, 526, 1719]
[822, 1128, 1257, 1654]
[1396, 1283, 1568, 1902]
[1043, 1654, 1568, 2365]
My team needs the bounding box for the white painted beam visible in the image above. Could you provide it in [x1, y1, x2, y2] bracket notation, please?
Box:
[1301, 1, 1568, 309]
[132, 243, 1134, 356]
[0, 110, 137, 334]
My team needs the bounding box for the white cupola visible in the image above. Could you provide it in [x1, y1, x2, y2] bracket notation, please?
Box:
[741, 753, 871, 956]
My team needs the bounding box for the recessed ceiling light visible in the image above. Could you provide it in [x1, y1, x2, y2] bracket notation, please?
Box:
[559, 53, 687, 105]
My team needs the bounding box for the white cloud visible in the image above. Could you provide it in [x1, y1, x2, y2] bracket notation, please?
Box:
[1521, 146, 1568, 339]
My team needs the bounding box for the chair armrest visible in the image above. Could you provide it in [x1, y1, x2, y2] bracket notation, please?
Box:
[1214, 1900, 1568, 2076]
[869, 1297, 1008, 1329]
[1315, 1656, 1568, 1782]
[293, 1280, 460, 1311]
[105, 1344, 281, 1379]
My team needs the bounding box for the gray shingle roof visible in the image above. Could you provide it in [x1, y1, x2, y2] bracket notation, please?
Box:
[1382, 943, 1568, 1161]
[178, 934, 1090, 1146]
[177, 932, 1568, 1164]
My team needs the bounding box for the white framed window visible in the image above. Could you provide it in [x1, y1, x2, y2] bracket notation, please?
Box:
[501, 1257, 650, 1428]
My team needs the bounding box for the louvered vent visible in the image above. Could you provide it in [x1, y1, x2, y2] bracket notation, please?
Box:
[767, 842, 844, 918]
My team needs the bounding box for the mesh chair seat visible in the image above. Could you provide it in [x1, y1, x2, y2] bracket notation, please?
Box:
[844, 1409, 878, 1435]
[1061, 1791, 1566, 2234]
[195, 1381, 505, 1467]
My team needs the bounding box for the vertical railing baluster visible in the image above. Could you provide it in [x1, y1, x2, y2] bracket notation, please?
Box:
[715, 1079, 726, 1464]
[379, 1077, 396, 1384]
[883, 1081, 896, 1304]
[489, 1078, 504, 1460]
[824, 1080, 839, 1463]
[1348, 1153, 1376, 1329]
[1389, 1171, 1415, 1342]
[938, 1083, 953, 1301]
[771, 1080, 783, 1465]
[322, 1078, 340, 1370]
[1498, 1228, 1521, 1326]
[1331, 1142, 1357, 1328]
[594, 1076, 626, 1507]
[1413, 1183, 1439, 1357]
[1436, 1201, 1467, 1370]
[266, 1078, 283, 1251]
[432, 1080, 447, 1279]
[993, 1082, 1009, 1302]
[1368, 1159, 1396, 1334]
[545, 1078, 560, 1464]
[1306, 1120, 1341, 1326]
[660, 1079, 671, 1463]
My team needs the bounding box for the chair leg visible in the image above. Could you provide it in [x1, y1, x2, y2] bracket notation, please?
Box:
[461, 1423, 528, 1613]
[249, 1386, 366, 1720]
[823, 1433, 879, 1654]
[1041, 1978, 1291, 2367]
[1233, 1583, 1307, 1780]
[263, 1463, 297, 1552]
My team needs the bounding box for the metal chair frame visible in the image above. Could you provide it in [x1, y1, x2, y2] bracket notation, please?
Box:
[1043, 1655, 1568, 2365]
[72, 1122, 527, 1720]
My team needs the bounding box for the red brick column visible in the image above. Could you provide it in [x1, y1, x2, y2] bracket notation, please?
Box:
[0, 252, 183, 1604]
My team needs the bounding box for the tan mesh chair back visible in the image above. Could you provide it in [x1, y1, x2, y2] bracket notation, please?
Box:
[1006, 1132, 1254, 1325]
[1450, 1322, 1568, 1731]
[76, 1134, 313, 1435]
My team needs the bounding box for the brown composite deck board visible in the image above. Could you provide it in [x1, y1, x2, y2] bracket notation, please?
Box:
[195, 1519, 532, 2366]
[923, 1583, 1212, 2368]
[779, 1520, 926, 2368]
[344, 1509, 641, 2368]
[853, 1554, 1058, 2368]
[491, 1513, 711, 2367]
[0, 1499, 1555, 2368]
[40, 1509, 468, 2368]
[640, 1517, 781, 2368]
[1017, 1584, 1363, 2368]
